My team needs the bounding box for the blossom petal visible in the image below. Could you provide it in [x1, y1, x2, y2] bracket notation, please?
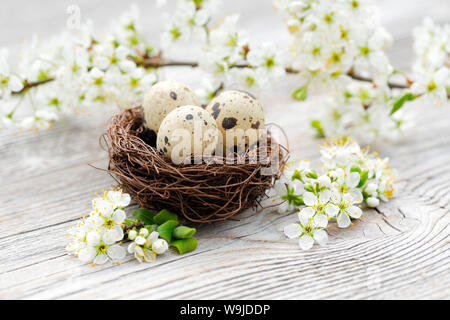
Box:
[8, 75, 24, 92]
[303, 192, 317, 206]
[107, 244, 126, 260]
[148, 231, 159, 244]
[346, 172, 360, 188]
[313, 213, 328, 228]
[298, 235, 314, 250]
[135, 236, 146, 245]
[351, 189, 364, 203]
[337, 212, 351, 228]
[152, 239, 169, 255]
[298, 207, 315, 224]
[348, 205, 363, 219]
[135, 245, 145, 257]
[292, 180, 305, 194]
[112, 209, 126, 224]
[318, 189, 331, 204]
[283, 223, 302, 239]
[102, 229, 117, 245]
[78, 247, 96, 262]
[313, 229, 328, 246]
[86, 232, 101, 246]
[274, 181, 287, 197]
[120, 193, 131, 207]
[325, 204, 339, 218]
[127, 242, 136, 254]
[93, 253, 109, 265]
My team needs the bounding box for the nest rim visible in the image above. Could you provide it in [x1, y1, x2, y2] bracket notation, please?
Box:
[101, 107, 288, 224]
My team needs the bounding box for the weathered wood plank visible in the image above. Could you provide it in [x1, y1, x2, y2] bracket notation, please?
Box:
[1, 0, 449, 300]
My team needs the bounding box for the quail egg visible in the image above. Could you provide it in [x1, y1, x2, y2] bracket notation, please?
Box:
[157, 105, 219, 163]
[143, 80, 200, 137]
[205, 90, 265, 154]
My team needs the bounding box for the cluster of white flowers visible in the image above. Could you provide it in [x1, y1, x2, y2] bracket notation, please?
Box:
[162, 0, 285, 102]
[1, 1, 285, 131]
[66, 188, 168, 265]
[127, 227, 169, 263]
[198, 16, 286, 102]
[1, 6, 159, 131]
[411, 17, 450, 105]
[274, 0, 449, 143]
[2, 1, 448, 142]
[274, 137, 395, 250]
[275, 0, 393, 86]
[160, 0, 221, 47]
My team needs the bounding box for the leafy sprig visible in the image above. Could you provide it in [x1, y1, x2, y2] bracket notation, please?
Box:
[125, 208, 198, 255]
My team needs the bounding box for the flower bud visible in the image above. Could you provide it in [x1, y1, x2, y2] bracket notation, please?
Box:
[135, 236, 146, 245]
[367, 197, 380, 208]
[152, 239, 169, 255]
[317, 175, 331, 188]
[139, 228, 149, 237]
[366, 183, 378, 195]
[128, 229, 137, 240]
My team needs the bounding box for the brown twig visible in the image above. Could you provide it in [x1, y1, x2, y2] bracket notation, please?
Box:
[285, 66, 411, 90]
[12, 77, 55, 95]
[140, 56, 252, 70]
[12, 60, 449, 99]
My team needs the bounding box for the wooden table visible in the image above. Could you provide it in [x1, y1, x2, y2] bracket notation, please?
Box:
[1, 0, 449, 299]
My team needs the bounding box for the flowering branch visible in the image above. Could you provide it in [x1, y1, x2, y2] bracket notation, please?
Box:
[140, 57, 253, 70]
[275, 0, 449, 143]
[66, 188, 198, 266]
[287, 66, 450, 96]
[12, 77, 55, 95]
[275, 137, 395, 250]
[2, 0, 449, 143]
[1, 1, 286, 131]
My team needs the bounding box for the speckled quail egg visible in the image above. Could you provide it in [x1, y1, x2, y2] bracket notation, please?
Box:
[143, 80, 200, 137]
[205, 90, 265, 154]
[157, 105, 219, 163]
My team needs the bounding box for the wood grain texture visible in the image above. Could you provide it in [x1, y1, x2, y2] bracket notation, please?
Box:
[0, 0, 449, 300]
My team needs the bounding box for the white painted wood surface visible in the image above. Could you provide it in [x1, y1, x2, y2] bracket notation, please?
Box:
[0, 0, 449, 299]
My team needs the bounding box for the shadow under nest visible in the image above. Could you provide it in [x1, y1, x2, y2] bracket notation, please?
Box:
[101, 107, 288, 223]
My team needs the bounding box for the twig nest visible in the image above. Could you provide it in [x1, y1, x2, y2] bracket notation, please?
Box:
[205, 90, 265, 154]
[102, 107, 287, 224]
[142, 80, 200, 137]
[156, 105, 219, 162]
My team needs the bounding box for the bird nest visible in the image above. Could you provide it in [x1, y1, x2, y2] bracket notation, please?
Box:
[101, 107, 288, 223]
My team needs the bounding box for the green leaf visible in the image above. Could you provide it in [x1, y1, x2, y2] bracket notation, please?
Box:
[124, 218, 137, 227]
[173, 226, 197, 239]
[132, 208, 155, 225]
[171, 238, 198, 255]
[305, 171, 318, 179]
[154, 209, 179, 225]
[350, 165, 361, 173]
[157, 220, 179, 243]
[293, 196, 305, 206]
[357, 170, 369, 188]
[390, 93, 416, 115]
[145, 224, 158, 233]
[304, 184, 315, 193]
[311, 120, 325, 138]
[292, 86, 308, 101]
[362, 191, 370, 200]
[291, 170, 304, 182]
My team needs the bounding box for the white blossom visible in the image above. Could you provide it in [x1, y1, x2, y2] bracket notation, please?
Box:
[0, 48, 24, 98]
[283, 209, 328, 250]
[127, 229, 169, 262]
[67, 188, 131, 266]
[77, 231, 126, 265]
[278, 137, 394, 249]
